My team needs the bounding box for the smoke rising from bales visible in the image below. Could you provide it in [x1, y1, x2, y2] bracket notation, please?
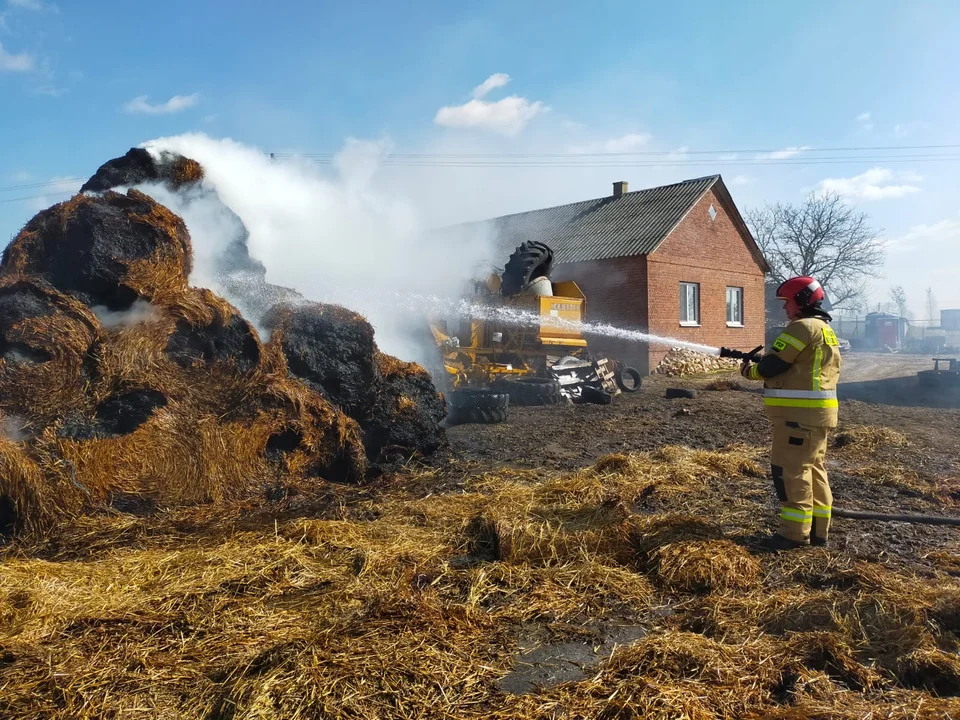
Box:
[133, 134, 494, 362]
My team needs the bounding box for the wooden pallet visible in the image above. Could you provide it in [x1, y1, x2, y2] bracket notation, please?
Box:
[594, 358, 621, 396]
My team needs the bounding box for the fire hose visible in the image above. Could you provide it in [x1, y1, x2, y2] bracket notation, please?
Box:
[833, 508, 960, 527]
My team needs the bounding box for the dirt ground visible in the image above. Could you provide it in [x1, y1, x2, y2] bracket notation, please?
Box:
[443, 352, 960, 569]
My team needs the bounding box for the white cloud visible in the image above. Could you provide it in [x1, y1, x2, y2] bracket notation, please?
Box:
[856, 111, 874, 132]
[756, 145, 811, 160]
[561, 120, 585, 132]
[472, 73, 510, 99]
[888, 217, 960, 254]
[730, 175, 753, 186]
[816, 167, 922, 201]
[569, 132, 653, 154]
[0, 41, 33, 72]
[434, 95, 547, 137]
[123, 92, 200, 115]
[9, 170, 31, 182]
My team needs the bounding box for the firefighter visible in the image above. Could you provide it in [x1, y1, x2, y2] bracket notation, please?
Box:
[740, 276, 842, 550]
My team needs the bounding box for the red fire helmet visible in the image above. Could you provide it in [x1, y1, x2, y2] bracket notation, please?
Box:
[776, 276, 825, 311]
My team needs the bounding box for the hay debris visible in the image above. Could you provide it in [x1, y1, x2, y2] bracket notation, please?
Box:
[651, 539, 761, 593]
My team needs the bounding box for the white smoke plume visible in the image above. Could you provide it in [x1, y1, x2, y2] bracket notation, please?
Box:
[1, 414, 29, 442]
[92, 300, 160, 330]
[134, 133, 494, 362]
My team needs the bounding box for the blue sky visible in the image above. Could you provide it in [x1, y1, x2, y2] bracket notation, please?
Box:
[2, 0, 959, 315]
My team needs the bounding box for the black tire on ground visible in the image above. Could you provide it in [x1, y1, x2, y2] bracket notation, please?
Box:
[450, 407, 508, 425]
[448, 388, 509, 411]
[580, 386, 613, 405]
[500, 377, 562, 406]
[500, 241, 554, 296]
[616, 366, 642, 392]
[665, 388, 698, 399]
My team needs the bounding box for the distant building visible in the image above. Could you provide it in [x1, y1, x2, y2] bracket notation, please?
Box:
[444, 176, 770, 373]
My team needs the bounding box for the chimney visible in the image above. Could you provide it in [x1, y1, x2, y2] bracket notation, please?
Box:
[613, 181, 628, 198]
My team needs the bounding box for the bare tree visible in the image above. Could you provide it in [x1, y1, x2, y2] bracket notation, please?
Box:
[926, 287, 938, 323]
[889, 285, 908, 318]
[746, 192, 885, 309]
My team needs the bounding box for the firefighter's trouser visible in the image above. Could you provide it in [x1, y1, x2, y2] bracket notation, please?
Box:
[770, 420, 832, 543]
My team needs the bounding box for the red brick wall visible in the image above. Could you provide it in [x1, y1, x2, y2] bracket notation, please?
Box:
[551, 256, 651, 372]
[645, 188, 766, 369]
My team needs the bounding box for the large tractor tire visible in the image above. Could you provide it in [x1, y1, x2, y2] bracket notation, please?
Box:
[450, 407, 508, 425]
[448, 388, 509, 411]
[500, 241, 554, 297]
[498, 377, 562, 406]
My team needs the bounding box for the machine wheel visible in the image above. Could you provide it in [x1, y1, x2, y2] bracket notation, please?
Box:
[500, 241, 554, 297]
[499, 377, 562, 406]
[665, 388, 698, 399]
[448, 388, 509, 411]
[449, 406, 507, 425]
[616, 366, 642, 392]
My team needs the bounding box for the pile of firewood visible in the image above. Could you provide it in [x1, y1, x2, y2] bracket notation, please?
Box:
[654, 348, 740, 377]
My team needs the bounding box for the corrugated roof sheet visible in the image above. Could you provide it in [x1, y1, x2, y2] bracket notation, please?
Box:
[442, 175, 720, 265]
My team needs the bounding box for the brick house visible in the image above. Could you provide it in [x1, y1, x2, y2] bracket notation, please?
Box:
[455, 175, 770, 373]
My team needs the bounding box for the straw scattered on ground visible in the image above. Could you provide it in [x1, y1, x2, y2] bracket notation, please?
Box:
[2, 444, 958, 719]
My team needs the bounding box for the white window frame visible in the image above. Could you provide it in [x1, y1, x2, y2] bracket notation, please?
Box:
[726, 286, 744, 327]
[680, 282, 700, 326]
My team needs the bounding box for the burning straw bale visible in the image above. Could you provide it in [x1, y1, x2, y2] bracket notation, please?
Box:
[0, 278, 102, 428]
[1, 189, 192, 310]
[79, 147, 205, 193]
[833, 424, 909, 452]
[364, 352, 447, 464]
[265, 302, 446, 464]
[263, 301, 379, 418]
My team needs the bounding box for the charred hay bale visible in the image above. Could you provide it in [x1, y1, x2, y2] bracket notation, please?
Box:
[164, 289, 261, 373]
[0, 278, 102, 427]
[86, 288, 264, 422]
[362, 352, 447, 464]
[80, 147, 204, 194]
[2, 190, 192, 310]
[263, 302, 378, 419]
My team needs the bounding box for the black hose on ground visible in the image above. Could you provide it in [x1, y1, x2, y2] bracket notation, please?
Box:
[833, 508, 960, 527]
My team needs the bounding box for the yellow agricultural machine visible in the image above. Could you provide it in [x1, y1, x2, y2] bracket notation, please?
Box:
[430, 242, 640, 422]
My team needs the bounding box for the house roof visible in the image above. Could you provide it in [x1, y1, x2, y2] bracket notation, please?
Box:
[440, 174, 770, 272]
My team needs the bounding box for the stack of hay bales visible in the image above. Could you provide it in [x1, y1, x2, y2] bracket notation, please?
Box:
[654, 348, 739, 377]
[0, 153, 446, 539]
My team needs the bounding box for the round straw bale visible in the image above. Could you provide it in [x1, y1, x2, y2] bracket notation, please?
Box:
[80, 147, 205, 193]
[651, 539, 761, 593]
[0, 278, 102, 426]
[163, 289, 262, 373]
[363, 352, 447, 464]
[263, 301, 379, 419]
[2, 189, 192, 309]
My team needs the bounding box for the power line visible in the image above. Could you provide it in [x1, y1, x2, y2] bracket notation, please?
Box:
[271, 143, 960, 159]
[0, 177, 84, 193]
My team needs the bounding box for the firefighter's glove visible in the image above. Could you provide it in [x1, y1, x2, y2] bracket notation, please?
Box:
[740, 361, 758, 380]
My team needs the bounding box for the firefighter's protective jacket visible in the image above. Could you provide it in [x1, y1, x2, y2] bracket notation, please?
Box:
[748, 318, 842, 427]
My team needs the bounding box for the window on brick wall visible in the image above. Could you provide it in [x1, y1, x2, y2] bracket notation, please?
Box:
[680, 282, 700, 326]
[726, 287, 744, 326]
